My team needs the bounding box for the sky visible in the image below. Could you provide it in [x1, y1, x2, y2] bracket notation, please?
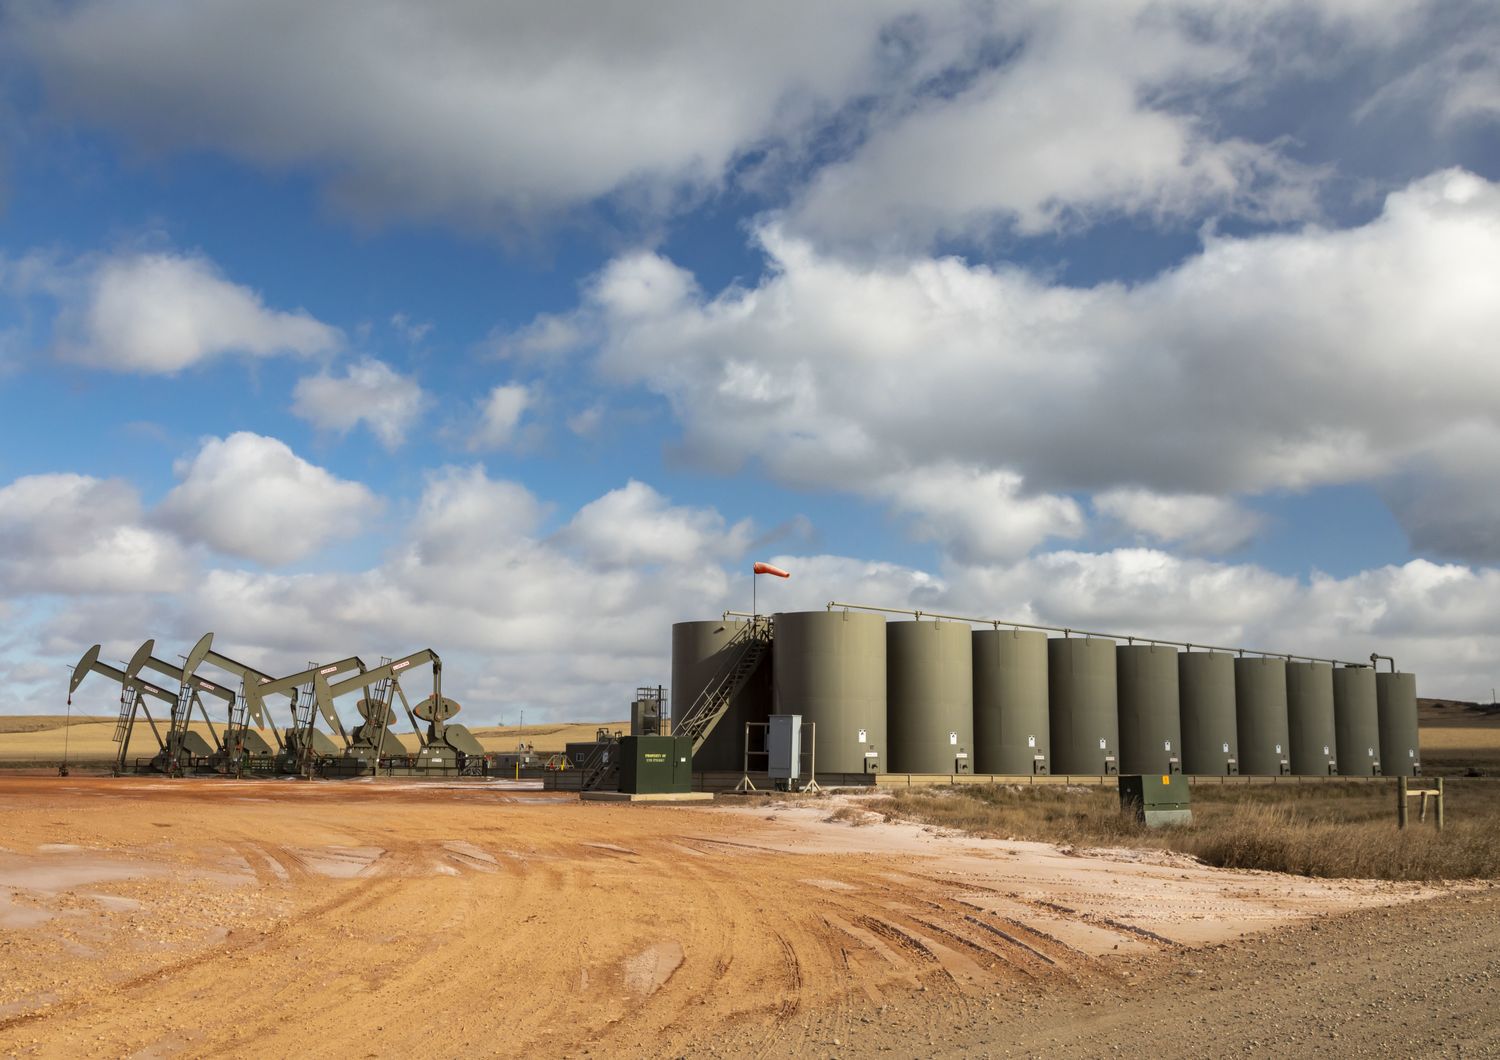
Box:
[0, 0, 1497, 725]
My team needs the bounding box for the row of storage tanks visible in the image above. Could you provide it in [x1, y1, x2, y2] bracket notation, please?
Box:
[674, 612, 1422, 777]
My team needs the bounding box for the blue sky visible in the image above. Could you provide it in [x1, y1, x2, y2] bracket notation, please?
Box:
[1, 0, 1497, 723]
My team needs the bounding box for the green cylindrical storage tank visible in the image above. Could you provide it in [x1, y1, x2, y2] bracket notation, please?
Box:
[1333, 666, 1381, 776]
[887, 620, 974, 774]
[1377, 671, 1421, 777]
[1234, 657, 1291, 775]
[973, 629, 1049, 775]
[1048, 637, 1118, 775]
[1179, 651, 1238, 775]
[772, 610, 886, 775]
[1287, 661, 1337, 776]
[671, 619, 772, 772]
[1117, 644, 1182, 775]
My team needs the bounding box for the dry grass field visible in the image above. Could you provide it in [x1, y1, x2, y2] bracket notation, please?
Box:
[0, 717, 628, 766]
[868, 780, 1500, 881]
[0, 776, 1495, 1057]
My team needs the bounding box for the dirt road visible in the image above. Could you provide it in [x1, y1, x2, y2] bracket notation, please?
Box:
[0, 776, 1491, 1057]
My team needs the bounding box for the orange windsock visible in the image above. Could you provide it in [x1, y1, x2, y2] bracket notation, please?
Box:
[753, 562, 791, 578]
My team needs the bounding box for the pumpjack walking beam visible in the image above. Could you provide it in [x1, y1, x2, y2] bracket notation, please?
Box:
[68, 644, 177, 772]
[188, 634, 286, 752]
[314, 648, 442, 768]
[130, 639, 237, 758]
[243, 655, 370, 770]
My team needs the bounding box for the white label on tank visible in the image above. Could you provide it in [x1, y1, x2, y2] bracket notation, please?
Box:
[949, 731, 958, 745]
[857, 728, 867, 742]
[1368, 747, 1375, 756]
[1324, 745, 1330, 755]
[1409, 748, 1415, 757]
[1027, 735, 1036, 748]
[1099, 738, 1107, 750]
[865, 751, 879, 758]
[1164, 740, 1172, 752]
[1222, 742, 1230, 753]
[1275, 743, 1283, 754]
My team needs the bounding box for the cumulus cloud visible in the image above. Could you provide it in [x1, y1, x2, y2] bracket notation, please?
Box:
[877, 465, 1084, 564]
[787, 0, 1334, 249]
[559, 481, 753, 567]
[569, 169, 1500, 563]
[11, 0, 1465, 242]
[467, 384, 532, 451]
[36, 250, 339, 373]
[9, 0, 976, 228]
[157, 432, 381, 565]
[291, 358, 430, 450]
[1095, 489, 1264, 555]
[84, 468, 759, 718]
[0, 474, 185, 595]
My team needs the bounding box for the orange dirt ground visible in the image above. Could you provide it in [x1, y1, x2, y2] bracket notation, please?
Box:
[1, 776, 1494, 1057]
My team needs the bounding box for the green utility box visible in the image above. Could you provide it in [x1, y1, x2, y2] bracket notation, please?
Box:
[1119, 774, 1192, 828]
[619, 735, 693, 795]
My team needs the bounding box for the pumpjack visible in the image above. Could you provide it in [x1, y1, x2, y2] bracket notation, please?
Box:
[70, 644, 180, 773]
[129, 635, 238, 774]
[242, 654, 371, 774]
[313, 648, 484, 775]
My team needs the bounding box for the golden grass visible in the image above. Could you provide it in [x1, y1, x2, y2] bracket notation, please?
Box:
[0, 716, 631, 763]
[873, 781, 1500, 881]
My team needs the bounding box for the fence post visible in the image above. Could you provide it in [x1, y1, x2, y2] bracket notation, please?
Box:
[1436, 777, 1445, 833]
[1397, 775, 1408, 829]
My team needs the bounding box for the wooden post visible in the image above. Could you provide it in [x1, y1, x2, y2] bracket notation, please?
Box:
[1436, 777, 1445, 833]
[1397, 775, 1408, 829]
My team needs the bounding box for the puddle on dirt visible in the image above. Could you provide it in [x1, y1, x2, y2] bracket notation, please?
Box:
[0, 890, 55, 928]
[622, 940, 684, 997]
[0, 851, 158, 892]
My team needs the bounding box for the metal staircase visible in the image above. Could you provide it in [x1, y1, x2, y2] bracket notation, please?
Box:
[579, 736, 620, 791]
[112, 684, 135, 744]
[672, 618, 772, 755]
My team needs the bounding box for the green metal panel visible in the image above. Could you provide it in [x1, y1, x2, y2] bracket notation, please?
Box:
[1235, 657, 1291, 775]
[887, 620, 974, 774]
[619, 735, 693, 794]
[671, 620, 771, 771]
[1048, 637, 1118, 775]
[973, 629, 1049, 775]
[1119, 774, 1192, 827]
[1117, 644, 1182, 775]
[1179, 651, 1238, 776]
[1287, 661, 1338, 776]
[1333, 666, 1382, 776]
[1377, 672, 1421, 777]
[772, 610, 886, 774]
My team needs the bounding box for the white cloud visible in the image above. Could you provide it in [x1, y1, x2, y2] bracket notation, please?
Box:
[573, 169, 1500, 563]
[14, 459, 1500, 718]
[291, 357, 429, 450]
[787, 1, 1333, 249]
[468, 383, 531, 451]
[157, 432, 381, 565]
[877, 465, 1084, 564]
[11, 1, 977, 228]
[44, 250, 339, 373]
[559, 481, 753, 568]
[0, 474, 184, 595]
[1095, 489, 1264, 554]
